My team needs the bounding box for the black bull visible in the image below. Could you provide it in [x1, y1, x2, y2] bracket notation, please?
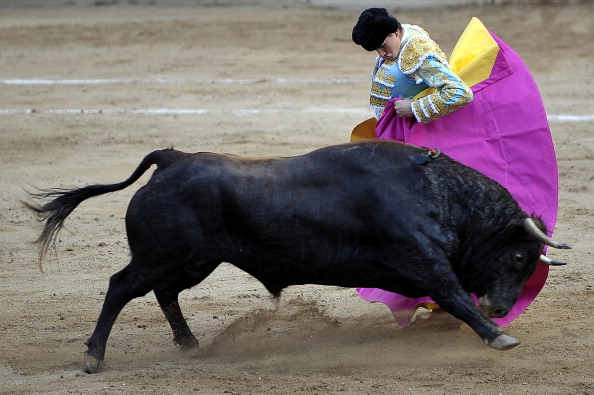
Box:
[26, 140, 569, 373]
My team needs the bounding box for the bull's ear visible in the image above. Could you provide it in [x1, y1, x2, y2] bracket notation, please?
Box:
[503, 220, 526, 240]
[504, 216, 545, 241]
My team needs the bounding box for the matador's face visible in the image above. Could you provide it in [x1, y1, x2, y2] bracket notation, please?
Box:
[375, 29, 402, 62]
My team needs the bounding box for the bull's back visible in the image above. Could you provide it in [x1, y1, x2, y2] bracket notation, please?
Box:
[173, 140, 429, 226]
[124, 141, 480, 263]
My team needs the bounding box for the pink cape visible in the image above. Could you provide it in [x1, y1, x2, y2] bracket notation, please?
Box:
[357, 29, 558, 327]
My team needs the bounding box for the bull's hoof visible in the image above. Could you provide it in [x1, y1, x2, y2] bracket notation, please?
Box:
[84, 351, 103, 374]
[486, 334, 520, 350]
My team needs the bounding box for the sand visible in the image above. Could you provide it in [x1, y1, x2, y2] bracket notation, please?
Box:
[1, 2, 593, 394]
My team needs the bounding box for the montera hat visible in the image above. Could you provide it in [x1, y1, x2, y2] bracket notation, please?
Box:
[352, 8, 401, 51]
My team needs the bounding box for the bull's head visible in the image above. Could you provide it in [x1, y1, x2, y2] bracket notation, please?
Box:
[477, 217, 571, 319]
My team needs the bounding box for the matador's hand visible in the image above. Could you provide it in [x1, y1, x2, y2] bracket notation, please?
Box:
[394, 99, 414, 118]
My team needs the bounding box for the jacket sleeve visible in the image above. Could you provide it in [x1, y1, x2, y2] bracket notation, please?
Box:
[410, 57, 473, 124]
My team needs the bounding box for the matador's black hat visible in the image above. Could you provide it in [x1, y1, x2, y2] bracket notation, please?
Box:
[352, 8, 401, 51]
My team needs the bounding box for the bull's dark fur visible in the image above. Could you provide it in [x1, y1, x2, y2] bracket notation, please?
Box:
[27, 140, 548, 373]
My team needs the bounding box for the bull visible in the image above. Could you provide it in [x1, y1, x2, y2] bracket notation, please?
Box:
[25, 140, 570, 373]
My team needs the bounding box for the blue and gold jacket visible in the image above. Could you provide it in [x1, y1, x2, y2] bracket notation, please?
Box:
[370, 24, 473, 123]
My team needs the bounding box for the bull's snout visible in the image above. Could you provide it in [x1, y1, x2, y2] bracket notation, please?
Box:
[478, 296, 509, 318]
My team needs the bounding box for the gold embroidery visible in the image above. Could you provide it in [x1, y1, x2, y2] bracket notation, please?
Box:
[376, 72, 396, 87]
[370, 95, 387, 109]
[371, 83, 392, 99]
[375, 64, 396, 87]
[370, 60, 397, 110]
[399, 25, 448, 75]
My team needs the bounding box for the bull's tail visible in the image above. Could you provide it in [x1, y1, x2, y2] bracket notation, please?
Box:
[24, 149, 181, 270]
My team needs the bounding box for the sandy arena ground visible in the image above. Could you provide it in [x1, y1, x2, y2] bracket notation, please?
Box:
[1, 2, 593, 394]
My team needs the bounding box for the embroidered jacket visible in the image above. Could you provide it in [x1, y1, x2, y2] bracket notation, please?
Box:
[370, 24, 473, 123]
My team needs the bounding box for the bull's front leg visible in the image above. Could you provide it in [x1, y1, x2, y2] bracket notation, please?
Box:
[397, 259, 519, 349]
[428, 286, 519, 350]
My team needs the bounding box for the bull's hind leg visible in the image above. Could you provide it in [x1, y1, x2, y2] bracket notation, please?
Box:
[84, 261, 172, 374]
[153, 260, 221, 349]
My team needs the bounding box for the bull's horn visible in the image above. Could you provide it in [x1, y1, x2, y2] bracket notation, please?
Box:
[540, 254, 567, 266]
[523, 218, 572, 249]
